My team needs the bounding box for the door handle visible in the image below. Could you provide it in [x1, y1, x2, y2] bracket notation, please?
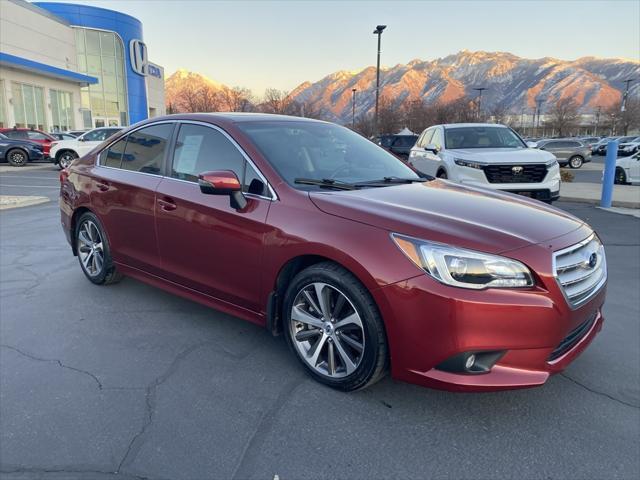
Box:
[96, 182, 109, 192]
[157, 198, 177, 211]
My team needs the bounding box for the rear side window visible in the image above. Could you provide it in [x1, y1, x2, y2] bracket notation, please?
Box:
[171, 124, 245, 182]
[120, 124, 173, 175]
[27, 131, 49, 140]
[101, 136, 127, 168]
[5, 130, 28, 139]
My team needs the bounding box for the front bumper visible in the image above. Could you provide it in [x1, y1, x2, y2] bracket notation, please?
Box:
[373, 227, 605, 391]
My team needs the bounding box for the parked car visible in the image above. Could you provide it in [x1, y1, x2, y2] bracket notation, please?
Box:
[617, 136, 640, 156]
[375, 133, 419, 159]
[0, 127, 55, 157]
[614, 151, 640, 185]
[407, 123, 560, 203]
[60, 113, 606, 392]
[578, 136, 600, 148]
[592, 136, 637, 156]
[64, 130, 89, 137]
[535, 139, 592, 169]
[50, 126, 122, 169]
[50, 132, 78, 141]
[0, 132, 44, 166]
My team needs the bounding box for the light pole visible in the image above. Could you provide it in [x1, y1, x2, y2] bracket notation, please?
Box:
[473, 87, 486, 120]
[594, 106, 601, 136]
[373, 25, 386, 135]
[351, 88, 357, 128]
[535, 98, 543, 136]
[621, 78, 636, 135]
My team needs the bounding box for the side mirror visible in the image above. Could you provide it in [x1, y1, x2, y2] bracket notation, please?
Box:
[198, 170, 247, 210]
[526, 141, 537, 148]
[78, 137, 85, 142]
[424, 143, 439, 154]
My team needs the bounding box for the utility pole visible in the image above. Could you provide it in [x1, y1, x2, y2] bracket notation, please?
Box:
[594, 106, 601, 136]
[535, 99, 543, 136]
[621, 78, 636, 135]
[473, 88, 487, 120]
[373, 25, 386, 135]
[351, 88, 357, 128]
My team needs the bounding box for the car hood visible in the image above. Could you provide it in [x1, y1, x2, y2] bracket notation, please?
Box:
[309, 180, 587, 254]
[448, 148, 555, 164]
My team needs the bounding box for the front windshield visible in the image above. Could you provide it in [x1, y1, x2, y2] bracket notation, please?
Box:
[445, 126, 526, 149]
[238, 121, 419, 188]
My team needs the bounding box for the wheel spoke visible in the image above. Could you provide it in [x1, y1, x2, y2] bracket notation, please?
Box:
[82, 250, 93, 269]
[333, 336, 357, 375]
[302, 289, 322, 316]
[306, 333, 328, 367]
[334, 312, 362, 330]
[314, 283, 331, 319]
[338, 332, 363, 352]
[332, 293, 346, 320]
[78, 230, 91, 246]
[291, 305, 324, 329]
[295, 328, 321, 342]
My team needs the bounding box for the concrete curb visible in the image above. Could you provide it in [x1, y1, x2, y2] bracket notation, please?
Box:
[0, 195, 50, 210]
[560, 196, 640, 209]
[0, 163, 56, 173]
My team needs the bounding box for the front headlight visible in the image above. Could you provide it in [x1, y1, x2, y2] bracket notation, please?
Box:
[392, 234, 534, 289]
[454, 158, 485, 169]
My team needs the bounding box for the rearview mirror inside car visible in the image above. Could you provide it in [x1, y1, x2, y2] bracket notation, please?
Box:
[198, 170, 247, 210]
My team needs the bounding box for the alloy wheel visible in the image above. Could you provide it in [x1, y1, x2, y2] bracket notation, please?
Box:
[77, 220, 104, 277]
[59, 152, 77, 169]
[290, 282, 365, 378]
[570, 156, 583, 169]
[9, 150, 26, 166]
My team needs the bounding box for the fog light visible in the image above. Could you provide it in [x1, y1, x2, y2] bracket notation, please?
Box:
[465, 354, 476, 370]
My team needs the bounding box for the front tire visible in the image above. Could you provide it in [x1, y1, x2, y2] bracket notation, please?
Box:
[7, 149, 28, 167]
[615, 167, 627, 185]
[436, 169, 448, 179]
[57, 150, 78, 170]
[75, 212, 123, 285]
[283, 262, 388, 391]
[569, 156, 584, 169]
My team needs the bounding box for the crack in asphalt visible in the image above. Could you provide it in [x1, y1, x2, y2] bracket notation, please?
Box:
[559, 373, 639, 409]
[230, 376, 306, 480]
[1, 344, 103, 390]
[0, 465, 155, 480]
[115, 340, 222, 474]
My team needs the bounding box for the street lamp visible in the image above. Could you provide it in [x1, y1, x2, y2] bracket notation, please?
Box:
[351, 88, 357, 128]
[535, 98, 543, 136]
[373, 24, 386, 135]
[621, 78, 636, 135]
[473, 87, 486, 120]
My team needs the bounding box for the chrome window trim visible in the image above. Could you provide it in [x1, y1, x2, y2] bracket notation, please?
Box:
[551, 233, 608, 309]
[172, 120, 278, 201]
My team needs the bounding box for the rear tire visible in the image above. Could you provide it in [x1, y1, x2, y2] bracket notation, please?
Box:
[283, 262, 388, 391]
[436, 169, 448, 179]
[7, 149, 28, 167]
[57, 150, 78, 170]
[615, 167, 627, 185]
[75, 212, 123, 285]
[569, 156, 584, 169]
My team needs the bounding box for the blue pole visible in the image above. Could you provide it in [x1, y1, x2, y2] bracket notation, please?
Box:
[601, 140, 619, 208]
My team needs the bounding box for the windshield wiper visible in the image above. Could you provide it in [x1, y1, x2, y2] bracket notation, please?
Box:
[294, 178, 356, 190]
[353, 176, 433, 187]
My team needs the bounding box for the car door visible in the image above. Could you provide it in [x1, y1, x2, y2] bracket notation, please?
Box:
[154, 122, 273, 312]
[90, 123, 174, 276]
[408, 128, 438, 175]
[629, 154, 640, 183]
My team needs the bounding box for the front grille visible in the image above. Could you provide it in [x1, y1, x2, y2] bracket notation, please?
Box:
[553, 234, 607, 308]
[548, 312, 597, 361]
[483, 164, 548, 184]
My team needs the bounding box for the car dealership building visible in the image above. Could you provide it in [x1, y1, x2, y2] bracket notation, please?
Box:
[0, 0, 165, 132]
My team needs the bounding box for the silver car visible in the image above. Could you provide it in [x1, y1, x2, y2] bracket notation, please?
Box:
[536, 139, 592, 169]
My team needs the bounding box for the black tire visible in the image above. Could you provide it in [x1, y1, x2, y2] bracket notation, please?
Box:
[57, 150, 78, 170]
[568, 156, 584, 169]
[6, 148, 28, 167]
[436, 169, 448, 179]
[75, 212, 123, 285]
[283, 262, 388, 391]
[615, 167, 627, 185]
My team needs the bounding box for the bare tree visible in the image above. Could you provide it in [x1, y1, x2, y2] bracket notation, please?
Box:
[261, 88, 297, 114]
[221, 86, 254, 112]
[490, 103, 510, 125]
[548, 97, 580, 137]
[376, 93, 403, 134]
[619, 98, 640, 136]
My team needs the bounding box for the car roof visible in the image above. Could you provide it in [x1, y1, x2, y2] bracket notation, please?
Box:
[440, 123, 510, 129]
[142, 112, 327, 126]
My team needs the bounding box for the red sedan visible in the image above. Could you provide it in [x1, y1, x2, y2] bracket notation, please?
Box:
[0, 127, 55, 157]
[59, 114, 607, 392]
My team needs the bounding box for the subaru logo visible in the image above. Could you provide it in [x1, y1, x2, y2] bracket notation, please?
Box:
[588, 252, 598, 269]
[129, 39, 148, 76]
[512, 166, 524, 175]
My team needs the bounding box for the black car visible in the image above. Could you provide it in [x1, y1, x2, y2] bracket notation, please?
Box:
[0, 133, 44, 166]
[375, 134, 419, 159]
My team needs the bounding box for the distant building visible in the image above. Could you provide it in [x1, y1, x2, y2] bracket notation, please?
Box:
[0, 0, 165, 131]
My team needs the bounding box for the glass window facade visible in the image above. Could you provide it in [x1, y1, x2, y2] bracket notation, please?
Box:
[0, 80, 6, 128]
[11, 82, 46, 130]
[74, 27, 128, 128]
[50, 89, 74, 132]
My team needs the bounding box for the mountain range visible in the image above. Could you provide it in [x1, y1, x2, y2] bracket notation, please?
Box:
[165, 50, 640, 123]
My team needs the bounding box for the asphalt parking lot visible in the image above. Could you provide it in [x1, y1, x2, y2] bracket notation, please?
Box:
[1, 167, 639, 480]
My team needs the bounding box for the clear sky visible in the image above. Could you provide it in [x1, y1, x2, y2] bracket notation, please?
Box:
[52, 0, 640, 94]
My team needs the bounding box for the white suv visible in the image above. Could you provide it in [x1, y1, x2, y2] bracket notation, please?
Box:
[408, 123, 560, 203]
[50, 127, 122, 169]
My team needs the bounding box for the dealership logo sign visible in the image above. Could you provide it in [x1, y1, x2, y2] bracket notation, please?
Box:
[129, 39, 148, 76]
